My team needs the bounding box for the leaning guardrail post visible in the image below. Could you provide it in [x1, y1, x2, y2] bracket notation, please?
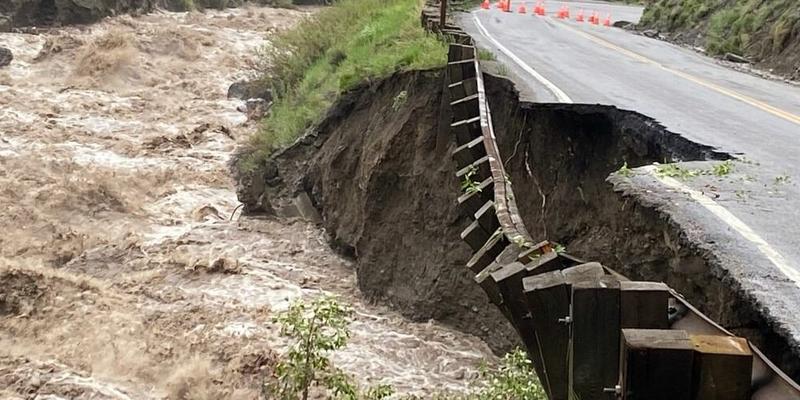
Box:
[570, 275, 621, 400]
[620, 329, 695, 400]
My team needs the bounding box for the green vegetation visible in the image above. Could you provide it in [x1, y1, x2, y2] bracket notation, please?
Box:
[656, 163, 700, 180]
[265, 296, 393, 400]
[616, 161, 633, 177]
[712, 160, 734, 176]
[269, 297, 546, 400]
[775, 174, 792, 184]
[496, 63, 510, 77]
[640, 0, 800, 64]
[477, 48, 496, 61]
[243, 0, 446, 169]
[461, 165, 483, 195]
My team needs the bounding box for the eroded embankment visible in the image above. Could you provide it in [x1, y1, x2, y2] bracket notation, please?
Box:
[241, 64, 800, 381]
[483, 74, 800, 382]
[234, 69, 521, 352]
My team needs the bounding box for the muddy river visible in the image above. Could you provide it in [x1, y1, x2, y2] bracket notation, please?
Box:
[0, 6, 494, 399]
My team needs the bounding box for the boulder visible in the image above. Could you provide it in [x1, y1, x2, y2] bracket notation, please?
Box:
[0, 47, 12, 67]
[227, 79, 272, 102]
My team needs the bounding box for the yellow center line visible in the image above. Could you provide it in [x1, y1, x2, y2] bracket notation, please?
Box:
[554, 20, 800, 126]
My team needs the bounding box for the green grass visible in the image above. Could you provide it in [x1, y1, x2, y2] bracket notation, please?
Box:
[640, 0, 800, 58]
[242, 0, 446, 170]
[477, 48, 496, 61]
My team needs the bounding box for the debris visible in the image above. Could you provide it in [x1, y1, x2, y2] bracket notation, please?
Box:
[724, 52, 751, 64]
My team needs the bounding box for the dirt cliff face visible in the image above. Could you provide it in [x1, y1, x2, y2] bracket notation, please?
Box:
[234, 69, 521, 353]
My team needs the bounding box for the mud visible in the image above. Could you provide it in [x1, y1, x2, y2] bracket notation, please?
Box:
[0, 7, 496, 399]
[234, 69, 521, 353]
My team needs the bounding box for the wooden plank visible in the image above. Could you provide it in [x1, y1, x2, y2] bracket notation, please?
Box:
[562, 262, 605, 283]
[523, 270, 569, 400]
[474, 200, 499, 234]
[466, 229, 507, 273]
[451, 136, 485, 170]
[570, 276, 621, 400]
[621, 329, 694, 400]
[492, 262, 551, 397]
[620, 281, 670, 329]
[690, 335, 752, 400]
[460, 219, 490, 251]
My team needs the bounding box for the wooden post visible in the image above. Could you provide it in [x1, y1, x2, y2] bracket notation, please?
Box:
[690, 335, 753, 400]
[523, 262, 605, 400]
[440, 0, 447, 26]
[570, 276, 621, 400]
[620, 281, 670, 329]
[491, 262, 551, 397]
[621, 329, 694, 400]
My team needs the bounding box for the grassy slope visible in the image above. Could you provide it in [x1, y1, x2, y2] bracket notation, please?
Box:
[640, 0, 799, 75]
[241, 0, 447, 169]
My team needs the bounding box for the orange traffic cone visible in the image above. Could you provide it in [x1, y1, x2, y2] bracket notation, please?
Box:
[518, 3, 527, 13]
[537, 3, 546, 15]
[576, 8, 584, 22]
[481, 0, 490, 9]
[563, 6, 570, 18]
[557, 6, 564, 18]
[590, 11, 599, 24]
[603, 13, 612, 26]
[503, 0, 511, 12]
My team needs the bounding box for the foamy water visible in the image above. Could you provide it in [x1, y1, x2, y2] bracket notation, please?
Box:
[0, 5, 495, 399]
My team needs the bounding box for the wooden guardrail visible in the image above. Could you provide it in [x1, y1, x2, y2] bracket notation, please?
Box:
[421, 7, 800, 400]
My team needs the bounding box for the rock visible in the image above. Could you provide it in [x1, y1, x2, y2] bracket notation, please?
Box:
[0, 14, 11, 32]
[724, 52, 751, 64]
[0, 47, 12, 67]
[642, 29, 659, 38]
[227, 79, 272, 102]
[613, 20, 633, 30]
[239, 98, 271, 121]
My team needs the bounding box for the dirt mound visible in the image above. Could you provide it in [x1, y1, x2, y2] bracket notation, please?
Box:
[234, 69, 521, 352]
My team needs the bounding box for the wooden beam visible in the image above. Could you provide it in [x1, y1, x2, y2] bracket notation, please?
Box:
[620, 281, 670, 329]
[570, 276, 621, 400]
[621, 329, 694, 400]
[690, 335, 752, 400]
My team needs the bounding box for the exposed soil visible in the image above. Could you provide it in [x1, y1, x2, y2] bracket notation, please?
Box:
[239, 63, 800, 383]
[0, 7, 495, 399]
[234, 69, 521, 354]
[483, 74, 800, 383]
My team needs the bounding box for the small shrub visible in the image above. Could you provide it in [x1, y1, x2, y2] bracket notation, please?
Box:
[712, 160, 733, 176]
[656, 163, 699, 180]
[265, 296, 394, 400]
[477, 48, 496, 61]
[496, 63, 509, 76]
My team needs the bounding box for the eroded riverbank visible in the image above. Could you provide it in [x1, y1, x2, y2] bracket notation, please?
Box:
[0, 6, 494, 399]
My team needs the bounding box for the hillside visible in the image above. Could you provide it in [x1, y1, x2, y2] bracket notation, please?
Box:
[639, 0, 800, 79]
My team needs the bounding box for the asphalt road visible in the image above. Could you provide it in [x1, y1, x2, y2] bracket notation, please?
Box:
[458, 0, 800, 365]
